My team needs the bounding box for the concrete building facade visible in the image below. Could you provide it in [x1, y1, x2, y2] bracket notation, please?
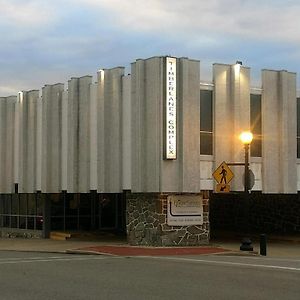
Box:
[0, 56, 299, 244]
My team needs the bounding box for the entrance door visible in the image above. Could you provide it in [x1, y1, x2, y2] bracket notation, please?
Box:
[96, 193, 126, 234]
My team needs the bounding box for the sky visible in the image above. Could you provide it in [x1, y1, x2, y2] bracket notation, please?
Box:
[1, 0, 300, 96]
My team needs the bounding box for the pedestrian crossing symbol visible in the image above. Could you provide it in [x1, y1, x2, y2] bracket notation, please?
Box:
[216, 183, 230, 193]
[212, 161, 234, 184]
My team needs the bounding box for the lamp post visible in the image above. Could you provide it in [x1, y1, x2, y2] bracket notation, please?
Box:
[239, 131, 253, 193]
[239, 131, 254, 251]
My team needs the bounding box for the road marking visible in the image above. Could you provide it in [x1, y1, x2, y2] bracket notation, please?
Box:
[0, 256, 122, 265]
[224, 256, 300, 263]
[0, 256, 69, 261]
[137, 256, 300, 272]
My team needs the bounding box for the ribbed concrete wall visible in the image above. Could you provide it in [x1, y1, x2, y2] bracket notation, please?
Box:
[0, 57, 298, 194]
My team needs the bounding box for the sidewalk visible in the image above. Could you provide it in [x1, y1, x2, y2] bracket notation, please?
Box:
[0, 235, 299, 257]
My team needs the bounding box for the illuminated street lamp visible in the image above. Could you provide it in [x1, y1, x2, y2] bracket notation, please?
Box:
[239, 131, 254, 251]
[239, 131, 253, 193]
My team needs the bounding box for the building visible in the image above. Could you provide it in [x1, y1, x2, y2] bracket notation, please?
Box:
[0, 56, 299, 245]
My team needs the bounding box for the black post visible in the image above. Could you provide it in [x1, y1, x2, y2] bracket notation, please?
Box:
[90, 190, 97, 230]
[240, 142, 253, 251]
[244, 144, 249, 193]
[260, 234, 267, 256]
[42, 194, 51, 239]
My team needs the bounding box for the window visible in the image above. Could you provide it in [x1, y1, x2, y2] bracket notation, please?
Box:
[250, 94, 262, 157]
[200, 90, 213, 155]
[0, 194, 43, 230]
[297, 98, 300, 158]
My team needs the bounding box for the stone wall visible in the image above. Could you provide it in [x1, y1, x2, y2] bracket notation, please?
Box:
[0, 228, 42, 238]
[210, 192, 300, 234]
[126, 192, 210, 246]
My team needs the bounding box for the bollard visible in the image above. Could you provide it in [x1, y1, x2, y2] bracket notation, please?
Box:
[260, 234, 267, 256]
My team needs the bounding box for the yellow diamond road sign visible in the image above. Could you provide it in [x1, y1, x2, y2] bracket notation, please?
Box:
[212, 161, 234, 184]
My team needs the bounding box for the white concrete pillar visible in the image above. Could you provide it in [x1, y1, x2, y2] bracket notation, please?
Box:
[61, 90, 68, 191]
[131, 56, 201, 193]
[0, 96, 17, 193]
[262, 70, 297, 193]
[213, 63, 251, 191]
[97, 67, 124, 193]
[36, 95, 42, 191]
[122, 75, 131, 191]
[41, 83, 64, 193]
[131, 57, 162, 192]
[89, 83, 98, 190]
[67, 76, 93, 193]
[18, 90, 39, 193]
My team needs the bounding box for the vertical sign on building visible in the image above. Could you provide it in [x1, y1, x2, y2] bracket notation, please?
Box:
[165, 57, 177, 160]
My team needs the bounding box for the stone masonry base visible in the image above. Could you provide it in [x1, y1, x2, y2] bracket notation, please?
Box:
[126, 192, 210, 246]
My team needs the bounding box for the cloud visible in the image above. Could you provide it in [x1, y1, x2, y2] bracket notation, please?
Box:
[0, 0, 58, 28]
[76, 0, 300, 44]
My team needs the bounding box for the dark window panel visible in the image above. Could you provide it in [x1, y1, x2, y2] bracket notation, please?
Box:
[19, 217, 26, 229]
[3, 216, 10, 227]
[3, 195, 11, 214]
[297, 138, 300, 158]
[200, 90, 213, 132]
[251, 135, 262, 157]
[200, 132, 213, 155]
[27, 217, 35, 230]
[27, 194, 36, 215]
[11, 216, 18, 228]
[11, 195, 19, 215]
[250, 94, 262, 135]
[297, 98, 300, 135]
[250, 94, 262, 157]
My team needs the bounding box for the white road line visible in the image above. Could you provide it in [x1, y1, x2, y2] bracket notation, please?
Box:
[221, 256, 300, 263]
[0, 256, 121, 265]
[0, 256, 70, 261]
[137, 256, 300, 271]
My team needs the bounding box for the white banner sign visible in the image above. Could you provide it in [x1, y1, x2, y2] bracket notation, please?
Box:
[167, 195, 203, 226]
[165, 57, 177, 159]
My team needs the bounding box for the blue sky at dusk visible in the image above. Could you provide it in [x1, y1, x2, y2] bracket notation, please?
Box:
[1, 0, 300, 95]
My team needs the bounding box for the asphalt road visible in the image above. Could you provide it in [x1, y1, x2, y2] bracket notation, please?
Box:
[0, 251, 299, 300]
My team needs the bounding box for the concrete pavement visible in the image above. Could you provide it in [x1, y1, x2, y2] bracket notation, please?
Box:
[0, 234, 299, 257]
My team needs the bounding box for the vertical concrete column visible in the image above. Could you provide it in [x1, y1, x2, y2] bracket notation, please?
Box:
[14, 93, 22, 189]
[97, 70, 105, 191]
[176, 58, 200, 192]
[78, 76, 92, 192]
[18, 90, 39, 193]
[36, 95, 42, 191]
[67, 76, 92, 193]
[213, 64, 250, 191]
[42, 83, 64, 192]
[89, 83, 98, 191]
[131, 57, 163, 192]
[61, 90, 68, 191]
[122, 75, 132, 190]
[262, 70, 297, 193]
[131, 56, 201, 193]
[0, 96, 17, 193]
[97, 67, 124, 193]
